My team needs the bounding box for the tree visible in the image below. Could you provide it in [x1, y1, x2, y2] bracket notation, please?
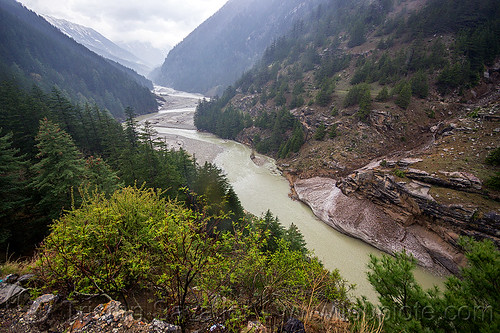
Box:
[395, 82, 412, 109]
[375, 86, 390, 102]
[357, 88, 372, 121]
[314, 123, 327, 140]
[354, 238, 500, 333]
[30, 118, 87, 218]
[411, 71, 429, 98]
[0, 130, 27, 245]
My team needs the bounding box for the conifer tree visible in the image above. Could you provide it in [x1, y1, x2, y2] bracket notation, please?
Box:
[395, 82, 412, 109]
[30, 118, 87, 218]
[0, 130, 27, 244]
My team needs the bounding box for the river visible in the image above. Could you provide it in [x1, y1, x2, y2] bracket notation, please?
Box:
[142, 86, 444, 301]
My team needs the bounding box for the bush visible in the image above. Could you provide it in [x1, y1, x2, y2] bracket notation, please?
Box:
[485, 147, 500, 166]
[344, 83, 371, 107]
[395, 82, 412, 109]
[34, 186, 350, 330]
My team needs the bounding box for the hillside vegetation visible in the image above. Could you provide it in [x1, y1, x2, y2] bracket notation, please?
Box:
[155, 0, 329, 95]
[0, 0, 157, 119]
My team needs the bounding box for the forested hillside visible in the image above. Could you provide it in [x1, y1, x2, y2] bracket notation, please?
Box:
[195, 0, 500, 171]
[0, 0, 157, 119]
[154, 0, 329, 95]
[194, 0, 500, 276]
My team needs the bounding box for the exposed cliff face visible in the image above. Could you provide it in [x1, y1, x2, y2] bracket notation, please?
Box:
[294, 177, 465, 275]
[293, 99, 500, 275]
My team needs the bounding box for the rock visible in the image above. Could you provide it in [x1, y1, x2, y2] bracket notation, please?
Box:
[295, 177, 457, 274]
[243, 321, 267, 333]
[2, 274, 19, 284]
[149, 318, 181, 332]
[16, 274, 36, 286]
[24, 294, 58, 324]
[0, 282, 29, 307]
[282, 318, 305, 333]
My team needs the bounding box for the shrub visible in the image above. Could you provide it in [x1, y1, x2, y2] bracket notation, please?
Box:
[485, 147, 500, 166]
[344, 83, 371, 107]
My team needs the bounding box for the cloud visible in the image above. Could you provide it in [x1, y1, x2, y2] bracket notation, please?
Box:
[18, 0, 227, 50]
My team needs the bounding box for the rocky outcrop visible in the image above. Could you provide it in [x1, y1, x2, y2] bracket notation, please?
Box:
[294, 177, 465, 275]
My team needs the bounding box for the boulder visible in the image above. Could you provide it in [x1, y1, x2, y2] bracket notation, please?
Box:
[0, 282, 29, 308]
[24, 294, 58, 324]
[149, 318, 181, 332]
[282, 318, 305, 333]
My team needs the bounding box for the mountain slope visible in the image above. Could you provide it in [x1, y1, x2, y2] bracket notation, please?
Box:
[0, 0, 157, 118]
[43, 16, 153, 76]
[154, 0, 329, 95]
[193, 0, 500, 273]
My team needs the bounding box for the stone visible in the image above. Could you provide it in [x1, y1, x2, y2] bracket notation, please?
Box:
[149, 319, 181, 333]
[282, 318, 305, 333]
[243, 321, 267, 333]
[0, 282, 29, 307]
[24, 294, 58, 324]
[16, 274, 36, 286]
[2, 274, 19, 284]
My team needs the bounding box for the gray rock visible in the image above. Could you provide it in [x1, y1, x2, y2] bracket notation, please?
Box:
[149, 319, 181, 332]
[0, 282, 29, 308]
[282, 318, 305, 333]
[24, 294, 58, 324]
[17, 274, 36, 286]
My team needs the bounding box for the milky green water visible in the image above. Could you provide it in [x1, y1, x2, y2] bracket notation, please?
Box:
[154, 125, 446, 301]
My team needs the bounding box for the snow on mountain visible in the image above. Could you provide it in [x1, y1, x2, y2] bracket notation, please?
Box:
[43, 15, 153, 76]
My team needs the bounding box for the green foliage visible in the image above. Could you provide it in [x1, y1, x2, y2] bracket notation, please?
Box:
[375, 86, 389, 102]
[348, 21, 366, 48]
[36, 187, 349, 330]
[313, 123, 327, 141]
[357, 88, 372, 121]
[30, 118, 87, 218]
[0, 129, 28, 245]
[354, 238, 500, 332]
[395, 82, 412, 109]
[344, 83, 371, 108]
[411, 70, 429, 99]
[485, 172, 500, 190]
[393, 169, 406, 178]
[485, 147, 500, 166]
[328, 124, 338, 139]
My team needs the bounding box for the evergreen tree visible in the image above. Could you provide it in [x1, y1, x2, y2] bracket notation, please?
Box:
[395, 82, 412, 109]
[0, 130, 27, 245]
[83, 156, 120, 196]
[314, 123, 327, 141]
[375, 86, 390, 102]
[284, 223, 307, 254]
[30, 118, 87, 218]
[357, 88, 372, 121]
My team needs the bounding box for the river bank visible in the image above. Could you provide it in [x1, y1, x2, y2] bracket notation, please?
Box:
[137, 86, 445, 301]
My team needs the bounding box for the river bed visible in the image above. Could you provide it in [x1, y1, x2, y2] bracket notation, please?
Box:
[141, 86, 445, 301]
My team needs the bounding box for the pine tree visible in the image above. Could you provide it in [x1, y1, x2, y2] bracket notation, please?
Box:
[0, 130, 27, 245]
[395, 82, 412, 109]
[30, 118, 87, 218]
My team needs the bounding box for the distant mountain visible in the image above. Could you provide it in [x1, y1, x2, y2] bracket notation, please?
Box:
[154, 0, 329, 95]
[43, 16, 152, 76]
[0, 0, 157, 118]
[117, 41, 167, 70]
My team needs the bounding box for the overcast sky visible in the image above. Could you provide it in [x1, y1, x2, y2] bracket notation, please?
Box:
[18, 0, 228, 51]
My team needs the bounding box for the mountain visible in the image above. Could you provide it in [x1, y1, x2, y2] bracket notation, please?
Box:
[193, 0, 500, 274]
[0, 0, 157, 118]
[154, 0, 329, 95]
[43, 16, 153, 76]
[117, 41, 167, 70]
